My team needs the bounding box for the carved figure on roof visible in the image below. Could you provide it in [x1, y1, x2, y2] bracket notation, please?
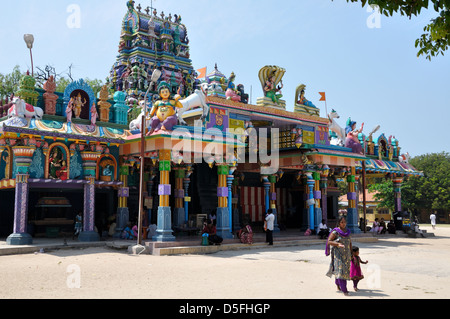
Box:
[7, 97, 44, 120]
[328, 109, 345, 146]
[345, 118, 364, 154]
[66, 98, 74, 123]
[399, 152, 410, 164]
[263, 71, 283, 104]
[177, 82, 210, 126]
[73, 93, 86, 119]
[259, 66, 286, 104]
[90, 103, 98, 126]
[225, 72, 241, 102]
[237, 84, 249, 104]
[43, 75, 58, 116]
[257, 66, 286, 108]
[148, 81, 183, 133]
[296, 84, 316, 108]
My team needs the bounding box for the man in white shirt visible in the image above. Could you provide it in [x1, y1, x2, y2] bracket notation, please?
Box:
[265, 209, 275, 246]
[430, 212, 437, 229]
[317, 219, 330, 239]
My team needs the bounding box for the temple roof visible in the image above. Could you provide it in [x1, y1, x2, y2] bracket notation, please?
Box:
[355, 159, 423, 177]
[0, 117, 126, 144]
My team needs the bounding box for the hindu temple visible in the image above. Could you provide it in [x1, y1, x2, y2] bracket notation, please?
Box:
[0, 1, 423, 246]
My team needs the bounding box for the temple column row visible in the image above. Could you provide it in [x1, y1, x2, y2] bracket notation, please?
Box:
[5, 144, 106, 245]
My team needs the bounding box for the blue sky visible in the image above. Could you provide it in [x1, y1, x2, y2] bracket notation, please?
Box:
[1, 0, 449, 157]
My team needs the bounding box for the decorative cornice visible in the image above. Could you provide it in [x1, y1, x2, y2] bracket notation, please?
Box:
[206, 96, 329, 126]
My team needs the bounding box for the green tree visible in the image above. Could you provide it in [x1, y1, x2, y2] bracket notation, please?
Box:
[54, 77, 104, 96]
[408, 152, 450, 210]
[85, 78, 104, 96]
[367, 152, 450, 212]
[0, 65, 23, 99]
[55, 77, 72, 93]
[368, 178, 395, 211]
[336, 0, 450, 60]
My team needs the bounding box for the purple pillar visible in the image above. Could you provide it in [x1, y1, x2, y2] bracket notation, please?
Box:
[7, 145, 36, 245]
[13, 175, 30, 234]
[321, 177, 328, 222]
[79, 177, 100, 242]
[393, 177, 403, 213]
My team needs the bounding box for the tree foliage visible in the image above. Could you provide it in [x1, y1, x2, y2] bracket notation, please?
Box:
[337, 0, 450, 60]
[368, 178, 395, 210]
[0, 65, 22, 99]
[408, 152, 450, 210]
[368, 152, 450, 211]
[0, 66, 104, 99]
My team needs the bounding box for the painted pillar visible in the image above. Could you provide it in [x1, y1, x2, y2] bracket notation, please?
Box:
[217, 164, 232, 239]
[183, 164, 193, 224]
[393, 176, 403, 213]
[313, 171, 322, 232]
[146, 167, 157, 226]
[268, 174, 280, 232]
[232, 178, 241, 231]
[320, 170, 329, 223]
[153, 150, 175, 242]
[7, 145, 36, 245]
[305, 171, 316, 232]
[346, 166, 361, 234]
[79, 150, 101, 242]
[183, 177, 191, 223]
[227, 174, 233, 232]
[173, 166, 186, 227]
[301, 174, 309, 231]
[115, 164, 130, 238]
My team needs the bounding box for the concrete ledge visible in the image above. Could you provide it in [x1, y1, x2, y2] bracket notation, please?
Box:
[0, 241, 107, 256]
[0, 234, 379, 257]
[155, 237, 379, 256]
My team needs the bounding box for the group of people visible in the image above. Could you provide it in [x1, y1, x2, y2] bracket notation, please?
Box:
[371, 217, 387, 234]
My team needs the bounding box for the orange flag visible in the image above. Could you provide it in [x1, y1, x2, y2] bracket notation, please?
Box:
[319, 92, 326, 101]
[197, 67, 207, 79]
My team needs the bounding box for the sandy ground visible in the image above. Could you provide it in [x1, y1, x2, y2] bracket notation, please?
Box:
[0, 225, 449, 300]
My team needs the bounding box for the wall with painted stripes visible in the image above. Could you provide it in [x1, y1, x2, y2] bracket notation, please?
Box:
[240, 186, 291, 222]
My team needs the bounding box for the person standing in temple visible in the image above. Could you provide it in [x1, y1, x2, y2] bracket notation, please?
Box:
[265, 209, 275, 246]
[430, 211, 437, 230]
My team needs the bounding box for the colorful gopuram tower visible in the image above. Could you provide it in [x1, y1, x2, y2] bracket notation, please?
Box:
[108, 1, 197, 98]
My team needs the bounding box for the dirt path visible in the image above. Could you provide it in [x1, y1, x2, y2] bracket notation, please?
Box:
[0, 226, 449, 299]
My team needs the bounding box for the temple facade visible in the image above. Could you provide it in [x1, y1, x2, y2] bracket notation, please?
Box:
[0, 1, 423, 245]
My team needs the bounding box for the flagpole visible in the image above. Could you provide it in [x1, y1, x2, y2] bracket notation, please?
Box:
[319, 92, 327, 118]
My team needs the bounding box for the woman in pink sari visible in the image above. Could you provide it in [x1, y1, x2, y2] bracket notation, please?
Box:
[238, 223, 253, 244]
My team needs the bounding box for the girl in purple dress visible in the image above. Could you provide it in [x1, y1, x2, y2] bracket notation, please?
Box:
[350, 246, 368, 291]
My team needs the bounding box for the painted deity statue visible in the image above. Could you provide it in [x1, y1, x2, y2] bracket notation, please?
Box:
[258, 66, 286, 106]
[73, 93, 86, 118]
[66, 98, 74, 123]
[148, 81, 183, 134]
[225, 72, 241, 102]
[90, 103, 98, 126]
[264, 73, 283, 104]
[43, 76, 58, 115]
[49, 148, 64, 179]
[345, 119, 364, 154]
[297, 87, 316, 108]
